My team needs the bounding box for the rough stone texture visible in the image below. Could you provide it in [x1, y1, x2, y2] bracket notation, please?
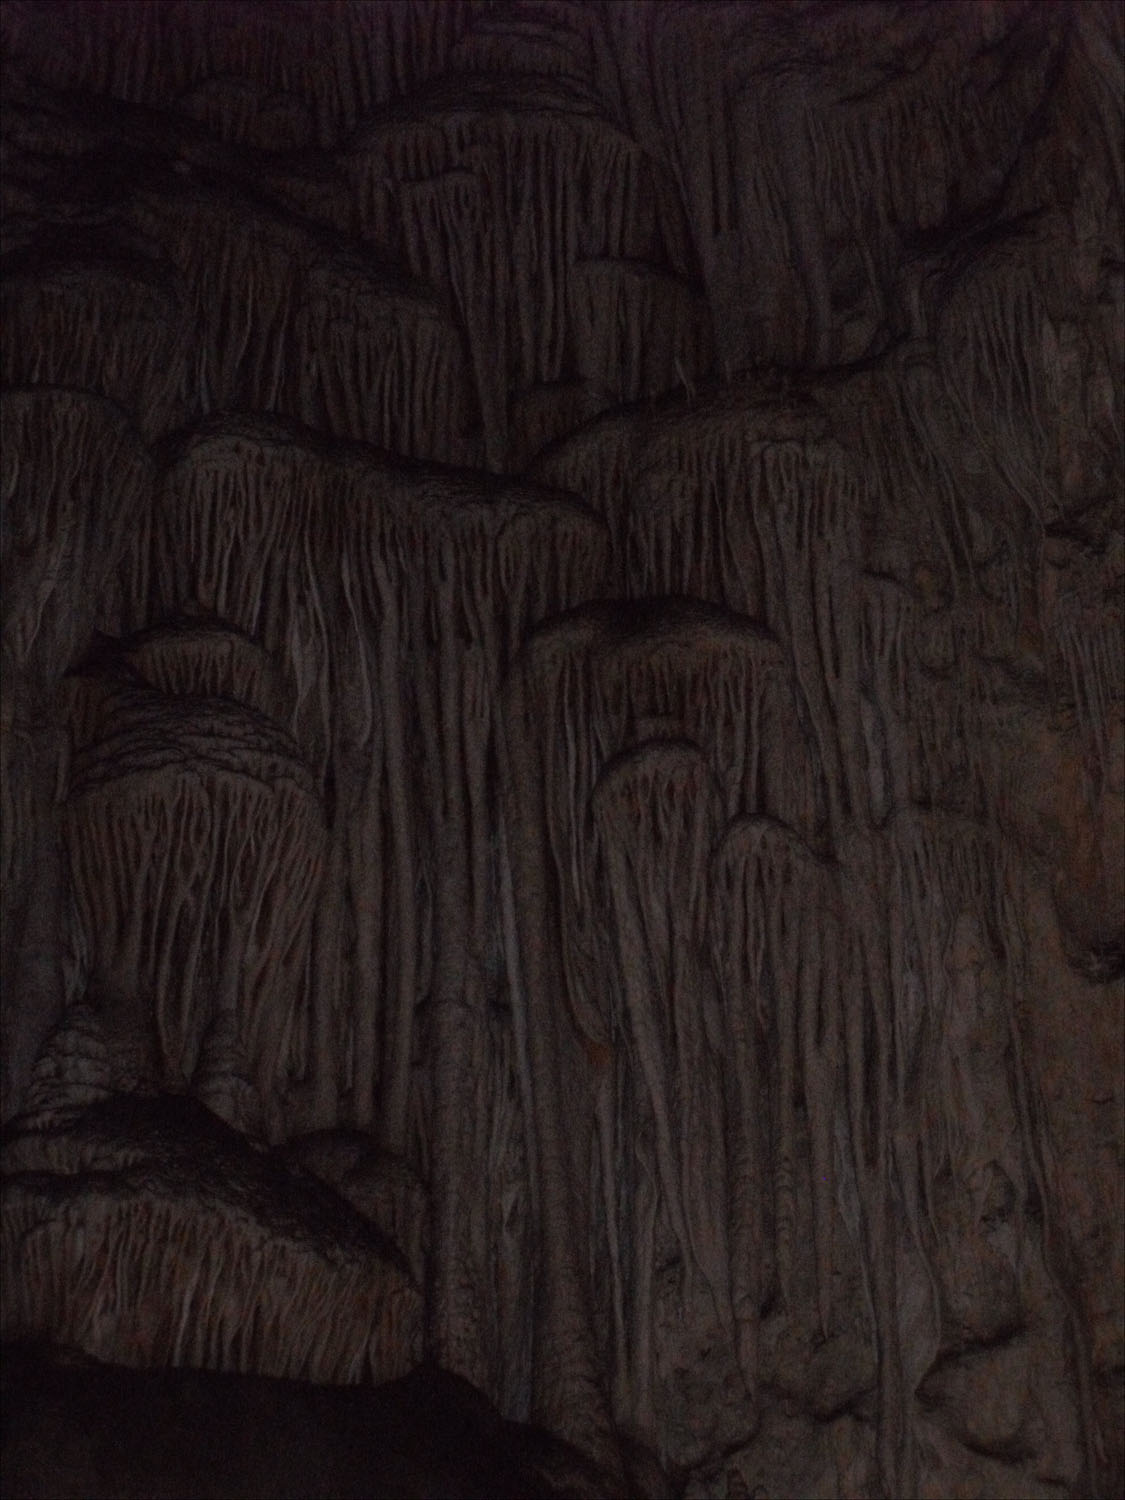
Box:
[2, 1095, 423, 1385]
[1, 3, 1121, 1498]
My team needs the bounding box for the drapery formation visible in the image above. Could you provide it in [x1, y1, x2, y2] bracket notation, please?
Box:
[1, 5, 1121, 1498]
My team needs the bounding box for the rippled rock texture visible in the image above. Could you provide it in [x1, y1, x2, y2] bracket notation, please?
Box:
[1, 4, 1121, 1497]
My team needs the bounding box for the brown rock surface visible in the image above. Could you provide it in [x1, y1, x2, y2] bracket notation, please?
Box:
[1, 3, 1121, 1496]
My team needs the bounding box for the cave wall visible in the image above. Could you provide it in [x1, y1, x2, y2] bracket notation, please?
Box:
[1, 3, 1122, 1497]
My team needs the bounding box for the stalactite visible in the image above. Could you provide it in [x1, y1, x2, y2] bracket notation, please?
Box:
[1072, 6, 1123, 210]
[338, 459, 609, 1404]
[858, 573, 915, 820]
[749, 434, 866, 835]
[292, 251, 475, 464]
[569, 259, 711, 407]
[886, 808, 1005, 1342]
[191, 1007, 263, 1139]
[0, 254, 189, 439]
[1042, 543, 1125, 789]
[711, 817, 842, 1341]
[331, 560, 385, 1134]
[889, 347, 992, 589]
[125, 186, 317, 420]
[589, 740, 734, 1443]
[0, 684, 36, 921]
[903, 807, 1108, 1483]
[512, 601, 796, 928]
[311, 0, 482, 147]
[802, 9, 1054, 251]
[63, 690, 324, 1118]
[347, 460, 611, 1150]
[936, 244, 1056, 524]
[771, 70, 836, 369]
[451, 0, 599, 87]
[904, 654, 998, 818]
[501, 656, 624, 1480]
[0, 390, 153, 1124]
[534, 393, 860, 840]
[504, 600, 806, 1467]
[350, 80, 675, 470]
[1, 390, 153, 682]
[531, 383, 833, 629]
[835, 826, 905, 1499]
[648, 4, 761, 371]
[306, 801, 349, 1132]
[281, 1131, 428, 1294]
[660, 1, 1061, 374]
[21, 1003, 113, 1122]
[121, 619, 292, 727]
[529, 409, 639, 588]
[357, 554, 415, 1153]
[461, 982, 530, 1416]
[832, 351, 1022, 723]
[116, 417, 340, 776]
[709, 843, 765, 1412]
[1, 1099, 421, 1384]
[1, 6, 1119, 1495]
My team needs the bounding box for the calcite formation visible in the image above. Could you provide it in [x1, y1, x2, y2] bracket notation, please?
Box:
[1, 4, 1121, 1498]
[2, 1094, 422, 1384]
